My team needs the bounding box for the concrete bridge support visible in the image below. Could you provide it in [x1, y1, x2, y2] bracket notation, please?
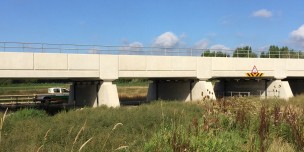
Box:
[214, 79, 293, 99]
[68, 81, 120, 107]
[265, 80, 293, 99]
[147, 80, 215, 101]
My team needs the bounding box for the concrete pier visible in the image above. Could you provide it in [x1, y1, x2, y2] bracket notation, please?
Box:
[68, 81, 119, 107]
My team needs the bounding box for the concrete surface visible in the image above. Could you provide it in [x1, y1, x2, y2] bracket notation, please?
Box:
[1, 52, 304, 106]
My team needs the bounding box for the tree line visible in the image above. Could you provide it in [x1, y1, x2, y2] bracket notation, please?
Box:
[201, 45, 304, 58]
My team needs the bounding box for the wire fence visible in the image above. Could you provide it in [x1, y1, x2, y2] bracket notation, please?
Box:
[0, 42, 303, 58]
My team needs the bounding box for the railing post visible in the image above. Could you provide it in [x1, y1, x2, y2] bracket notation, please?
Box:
[41, 43, 44, 53]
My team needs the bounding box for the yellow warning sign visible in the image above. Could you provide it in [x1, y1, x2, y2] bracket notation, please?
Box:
[246, 65, 264, 77]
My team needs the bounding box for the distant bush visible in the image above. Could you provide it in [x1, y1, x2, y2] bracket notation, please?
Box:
[7, 108, 48, 122]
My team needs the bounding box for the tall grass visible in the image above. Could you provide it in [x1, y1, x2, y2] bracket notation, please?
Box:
[145, 96, 304, 151]
[0, 108, 8, 145]
[0, 101, 202, 151]
[1, 96, 304, 151]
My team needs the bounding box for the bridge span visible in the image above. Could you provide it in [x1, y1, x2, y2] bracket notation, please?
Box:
[1, 51, 304, 107]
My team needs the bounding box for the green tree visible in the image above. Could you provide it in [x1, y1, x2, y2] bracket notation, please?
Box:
[233, 46, 257, 58]
[201, 50, 229, 57]
[279, 46, 289, 58]
[260, 45, 301, 58]
[260, 52, 268, 58]
[268, 45, 280, 58]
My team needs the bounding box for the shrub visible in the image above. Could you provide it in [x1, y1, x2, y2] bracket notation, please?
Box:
[7, 108, 48, 122]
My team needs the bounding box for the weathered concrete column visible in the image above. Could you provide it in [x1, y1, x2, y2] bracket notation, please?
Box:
[68, 83, 75, 105]
[147, 80, 215, 102]
[98, 81, 120, 107]
[264, 80, 293, 100]
[191, 80, 216, 100]
[68, 81, 120, 107]
[146, 82, 157, 101]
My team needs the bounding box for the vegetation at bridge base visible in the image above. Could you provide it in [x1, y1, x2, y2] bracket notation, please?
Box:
[2, 96, 304, 151]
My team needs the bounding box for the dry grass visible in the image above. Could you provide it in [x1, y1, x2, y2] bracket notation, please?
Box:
[117, 86, 148, 101]
[267, 138, 295, 152]
[0, 108, 8, 144]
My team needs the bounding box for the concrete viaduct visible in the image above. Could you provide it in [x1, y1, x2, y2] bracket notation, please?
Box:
[1, 51, 304, 107]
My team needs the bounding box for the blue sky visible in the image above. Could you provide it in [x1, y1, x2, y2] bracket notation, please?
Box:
[1, 0, 304, 51]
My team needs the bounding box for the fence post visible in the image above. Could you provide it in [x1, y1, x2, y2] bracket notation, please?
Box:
[41, 43, 44, 53]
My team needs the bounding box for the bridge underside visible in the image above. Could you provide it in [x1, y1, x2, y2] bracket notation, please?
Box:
[67, 79, 217, 108]
[146, 79, 216, 101]
[213, 78, 301, 99]
[65, 77, 304, 108]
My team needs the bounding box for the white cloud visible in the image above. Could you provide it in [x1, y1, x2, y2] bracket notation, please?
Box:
[210, 44, 230, 50]
[290, 24, 304, 48]
[252, 9, 273, 18]
[194, 39, 209, 49]
[153, 32, 180, 48]
[129, 41, 143, 47]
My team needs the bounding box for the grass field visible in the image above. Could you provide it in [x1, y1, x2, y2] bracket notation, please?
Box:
[2, 96, 304, 151]
[1, 82, 304, 151]
[0, 83, 71, 95]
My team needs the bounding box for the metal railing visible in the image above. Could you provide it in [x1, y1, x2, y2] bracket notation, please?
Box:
[0, 95, 35, 104]
[0, 42, 303, 58]
[215, 90, 281, 99]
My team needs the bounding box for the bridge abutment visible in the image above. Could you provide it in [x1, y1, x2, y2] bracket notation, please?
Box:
[147, 80, 215, 101]
[68, 81, 120, 107]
